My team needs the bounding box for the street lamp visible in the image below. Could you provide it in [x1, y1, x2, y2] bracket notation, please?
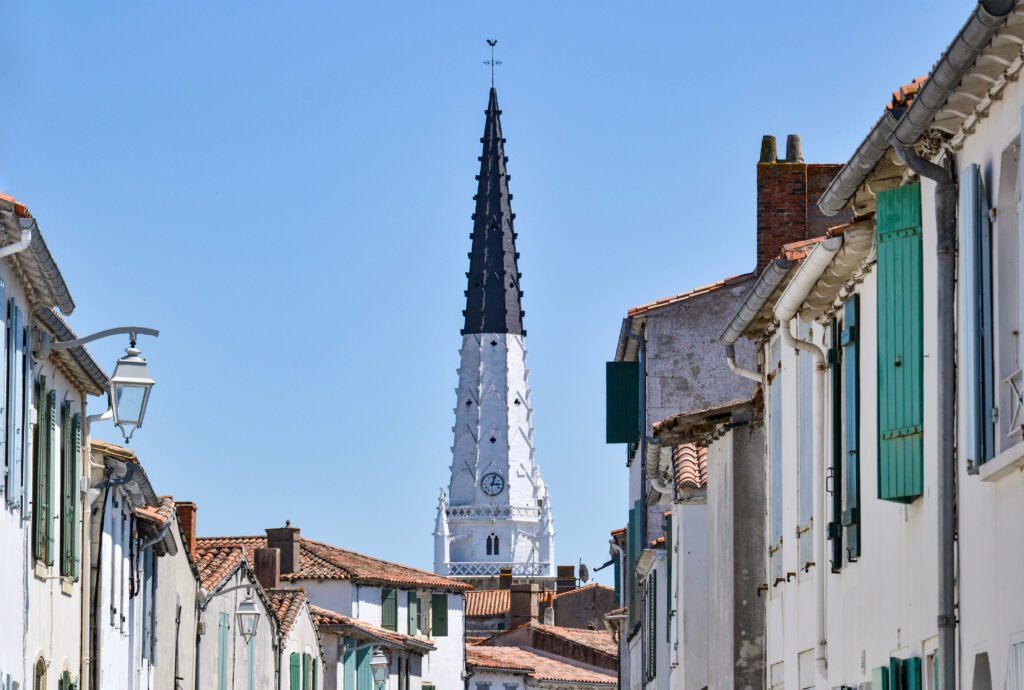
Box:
[108, 339, 156, 442]
[370, 648, 389, 690]
[236, 593, 261, 644]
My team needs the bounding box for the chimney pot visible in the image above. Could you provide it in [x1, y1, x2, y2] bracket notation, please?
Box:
[786, 134, 803, 163]
[175, 502, 197, 556]
[760, 135, 777, 163]
[254, 548, 281, 589]
[265, 524, 301, 576]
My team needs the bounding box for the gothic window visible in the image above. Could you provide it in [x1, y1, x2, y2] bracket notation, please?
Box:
[486, 533, 499, 555]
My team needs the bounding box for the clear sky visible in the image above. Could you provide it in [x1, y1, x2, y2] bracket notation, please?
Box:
[1, 1, 972, 581]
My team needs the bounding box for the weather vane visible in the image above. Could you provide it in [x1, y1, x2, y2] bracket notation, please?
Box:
[484, 39, 501, 87]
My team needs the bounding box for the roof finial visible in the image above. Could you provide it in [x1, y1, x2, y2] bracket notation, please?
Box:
[484, 39, 501, 88]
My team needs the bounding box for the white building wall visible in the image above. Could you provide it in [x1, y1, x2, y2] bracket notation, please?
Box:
[153, 516, 199, 690]
[280, 605, 325, 690]
[674, 504, 707, 690]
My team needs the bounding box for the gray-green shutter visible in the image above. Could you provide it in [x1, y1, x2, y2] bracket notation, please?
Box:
[356, 646, 371, 690]
[343, 639, 356, 690]
[664, 514, 672, 643]
[290, 652, 301, 690]
[407, 591, 419, 635]
[303, 652, 311, 690]
[381, 588, 398, 631]
[45, 388, 56, 565]
[606, 361, 640, 444]
[842, 296, 861, 558]
[72, 414, 82, 578]
[877, 183, 924, 502]
[61, 400, 72, 576]
[4, 299, 16, 505]
[828, 316, 843, 571]
[32, 376, 47, 563]
[431, 593, 448, 636]
[218, 613, 230, 690]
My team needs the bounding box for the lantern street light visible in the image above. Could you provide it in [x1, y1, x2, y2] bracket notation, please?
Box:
[235, 593, 261, 644]
[41, 326, 159, 443]
[370, 648, 389, 690]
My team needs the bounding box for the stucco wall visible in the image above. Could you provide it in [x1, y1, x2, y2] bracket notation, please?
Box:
[154, 516, 199, 690]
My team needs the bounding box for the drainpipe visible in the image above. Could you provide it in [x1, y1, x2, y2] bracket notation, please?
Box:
[894, 144, 957, 690]
[0, 222, 33, 259]
[721, 257, 795, 384]
[774, 237, 842, 679]
[725, 343, 761, 383]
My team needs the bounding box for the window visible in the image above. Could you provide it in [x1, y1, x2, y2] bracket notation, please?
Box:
[797, 320, 814, 570]
[962, 163, 996, 468]
[995, 140, 1021, 447]
[642, 574, 657, 683]
[431, 593, 448, 637]
[767, 338, 783, 585]
[830, 296, 862, 571]
[381, 588, 398, 631]
[218, 613, 230, 690]
[877, 183, 924, 502]
[407, 591, 419, 635]
[486, 533, 499, 555]
[5, 302, 28, 509]
[32, 378, 55, 565]
[33, 659, 45, 690]
[476, 683, 492, 690]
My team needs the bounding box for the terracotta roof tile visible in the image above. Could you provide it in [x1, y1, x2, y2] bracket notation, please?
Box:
[310, 605, 435, 654]
[466, 646, 615, 685]
[529, 623, 618, 657]
[91, 439, 138, 463]
[673, 444, 708, 491]
[781, 236, 826, 261]
[465, 589, 557, 618]
[193, 545, 245, 591]
[0, 193, 30, 218]
[888, 77, 928, 112]
[267, 588, 307, 641]
[627, 272, 755, 317]
[196, 535, 470, 592]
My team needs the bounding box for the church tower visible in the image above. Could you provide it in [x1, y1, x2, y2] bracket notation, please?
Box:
[434, 87, 555, 584]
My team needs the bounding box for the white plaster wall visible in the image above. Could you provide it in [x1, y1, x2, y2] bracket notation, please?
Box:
[420, 593, 464, 690]
[469, 669, 526, 690]
[952, 67, 1024, 690]
[280, 604, 325, 690]
[196, 568, 277, 690]
[153, 518, 198, 690]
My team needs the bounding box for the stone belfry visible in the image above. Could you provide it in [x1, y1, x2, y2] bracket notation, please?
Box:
[434, 87, 555, 585]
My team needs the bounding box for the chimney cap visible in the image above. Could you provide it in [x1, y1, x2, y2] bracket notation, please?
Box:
[785, 134, 804, 163]
[760, 135, 777, 163]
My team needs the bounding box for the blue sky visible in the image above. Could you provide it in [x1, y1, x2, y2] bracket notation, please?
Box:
[1, 2, 971, 581]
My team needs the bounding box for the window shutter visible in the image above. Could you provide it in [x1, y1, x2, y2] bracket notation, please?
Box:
[905, 657, 923, 690]
[877, 183, 924, 502]
[218, 613, 230, 690]
[343, 639, 356, 690]
[381, 588, 398, 631]
[664, 514, 672, 643]
[431, 593, 448, 637]
[961, 164, 996, 467]
[4, 299, 15, 505]
[303, 652, 311, 690]
[72, 414, 82, 579]
[312, 658, 318, 690]
[45, 388, 56, 565]
[842, 296, 861, 558]
[10, 307, 25, 509]
[61, 400, 72, 576]
[32, 376, 47, 563]
[407, 591, 418, 635]
[828, 317, 844, 571]
[356, 646, 371, 690]
[605, 361, 640, 444]
[612, 550, 621, 605]
[290, 652, 301, 690]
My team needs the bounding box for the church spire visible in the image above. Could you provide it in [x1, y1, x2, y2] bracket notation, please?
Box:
[462, 87, 524, 336]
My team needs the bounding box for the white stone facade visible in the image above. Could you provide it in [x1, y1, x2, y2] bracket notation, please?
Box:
[435, 332, 554, 580]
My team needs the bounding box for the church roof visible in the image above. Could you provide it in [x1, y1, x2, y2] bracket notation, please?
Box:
[462, 87, 525, 336]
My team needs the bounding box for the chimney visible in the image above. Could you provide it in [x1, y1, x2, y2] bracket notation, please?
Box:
[556, 565, 576, 594]
[254, 548, 281, 589]
[266, 522, 301, 576]
[756, 134, 848, 274]
[499, 567, 513, 590]
[176, 502, 197, 556]
[509, 583, 540, 628]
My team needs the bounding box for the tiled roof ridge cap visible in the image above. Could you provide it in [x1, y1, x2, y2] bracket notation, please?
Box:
[628, 271, 756, 317]
[300, 536, 471, 588]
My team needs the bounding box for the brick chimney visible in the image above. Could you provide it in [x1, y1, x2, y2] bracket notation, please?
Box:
[254, 547, 281, 589]
[756, 134, 847, 274]
[510, 583, 540, 628]
[498, 567, 513, 590]
[556, 565, 576, 594]
[266, 522, 301, 576]
[175, 502, 197, 556]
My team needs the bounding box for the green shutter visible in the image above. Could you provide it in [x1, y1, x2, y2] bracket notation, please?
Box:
[877, 183, 924, 502]
[381, 588, 398, 631]
[45, 389, 56, 565]
[290, 652, 301, 690]
[612, 550, 621, 605]
[606, 361, 640, 444]
[431, 593, 448, 636]
[905, 657, 922, 690]
[343, 639, 356, 690]
[303, 652, 311, 690]
[842, 296, 861, 557]
[356, 646, 371, 690]
[32, 376, 48, 563]
[664, 514, 672, 643]
[874, 666, 890, 690]
[218, 613, 230, 690]
[312, 658, 318, 690]
[828, 317, 844, 571]
[407, 591, 419, 635]
[60, 401, 72, 576]
[72, 414, 81, 579]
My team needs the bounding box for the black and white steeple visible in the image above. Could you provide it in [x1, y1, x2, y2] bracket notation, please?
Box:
[434, 87, 554, 582]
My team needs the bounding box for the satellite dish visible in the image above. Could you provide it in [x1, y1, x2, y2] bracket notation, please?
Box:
[579, 563, 590, 584]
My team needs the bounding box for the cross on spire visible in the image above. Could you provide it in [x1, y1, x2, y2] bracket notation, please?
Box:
[484, 39, 502, 87]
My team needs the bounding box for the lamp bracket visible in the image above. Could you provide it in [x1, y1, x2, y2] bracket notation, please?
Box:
[51, 326, 160, 350]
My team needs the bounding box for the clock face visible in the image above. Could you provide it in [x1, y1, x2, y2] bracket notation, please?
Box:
[481, 472, 505, 496]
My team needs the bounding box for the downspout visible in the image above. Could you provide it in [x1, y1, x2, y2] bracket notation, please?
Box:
[721, 258, 795, 383]
[894, 144, 957, 690]
[0, 222, 33, 259]
[773, 237, 842, 678]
